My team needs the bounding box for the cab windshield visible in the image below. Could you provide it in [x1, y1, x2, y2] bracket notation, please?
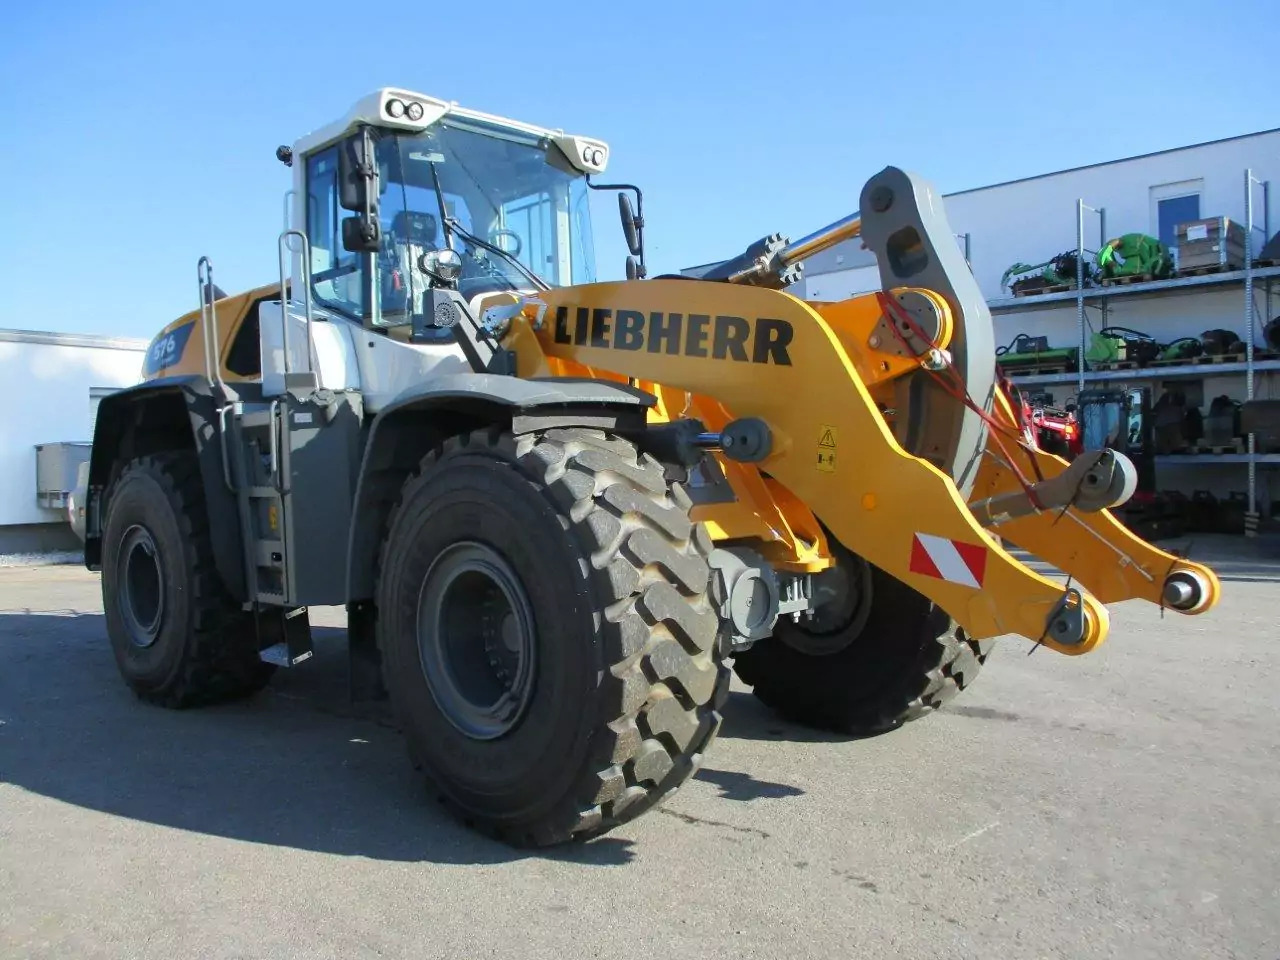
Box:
[308, 118, 596, 329]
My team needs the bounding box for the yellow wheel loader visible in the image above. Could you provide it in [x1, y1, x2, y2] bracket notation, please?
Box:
[85, 88, 1220, 846]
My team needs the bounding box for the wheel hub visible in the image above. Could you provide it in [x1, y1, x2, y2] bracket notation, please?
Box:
[777, 548, 873, 656]
[117, 524, 165, 649]
[415, 542, 537, 740]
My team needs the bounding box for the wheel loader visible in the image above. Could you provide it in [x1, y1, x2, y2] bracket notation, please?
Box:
[85, 88, 1221, 846]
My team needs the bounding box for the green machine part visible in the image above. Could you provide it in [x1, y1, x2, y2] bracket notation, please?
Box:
[995, 332, 1126, 374]
[1085, 331, 1124, 364]
[1096, 234, 1174, 280]
[1159, 337, 1203, 361]
[1001, 251, 1094, 293]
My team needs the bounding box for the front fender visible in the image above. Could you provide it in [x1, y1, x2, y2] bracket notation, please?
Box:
[344, 374, 655, 601]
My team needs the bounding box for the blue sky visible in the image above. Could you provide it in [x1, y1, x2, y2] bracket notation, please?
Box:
[2, 0, 1274, 339]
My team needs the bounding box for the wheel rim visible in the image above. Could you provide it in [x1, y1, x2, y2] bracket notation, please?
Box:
[777, 549, 874, 656]
[117, 524, 164, 648]
[415, 541, 537, 740]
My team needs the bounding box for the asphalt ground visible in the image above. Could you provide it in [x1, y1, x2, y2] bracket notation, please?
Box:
[1, 539, 1277, 959]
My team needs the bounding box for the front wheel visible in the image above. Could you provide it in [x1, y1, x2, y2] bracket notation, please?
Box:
[732, 541, 993, 735]
[376, 426, 729, 846]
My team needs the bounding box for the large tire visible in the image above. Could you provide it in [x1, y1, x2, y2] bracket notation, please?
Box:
[376, 426, 729, 847]
[732, 541, 993, 735]
[101, 452, 273, 707]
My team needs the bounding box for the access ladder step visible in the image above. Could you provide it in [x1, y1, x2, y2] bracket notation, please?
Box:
[258, 606, 314, 667]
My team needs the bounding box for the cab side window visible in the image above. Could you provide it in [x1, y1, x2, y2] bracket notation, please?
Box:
[307, 147, 364, 318]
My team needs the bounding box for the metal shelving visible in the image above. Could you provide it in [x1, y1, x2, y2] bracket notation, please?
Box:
[988, 263, 1280, 313]
[1157, 453, 1280, 465]
[1006, 357, 1280, 387]
[987, 168, 1273, 529]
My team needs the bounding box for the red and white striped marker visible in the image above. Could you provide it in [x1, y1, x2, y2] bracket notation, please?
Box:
[908, 533, 988, 588]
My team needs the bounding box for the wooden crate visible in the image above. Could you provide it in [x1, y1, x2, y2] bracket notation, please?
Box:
[1176, 217, 1246, 272]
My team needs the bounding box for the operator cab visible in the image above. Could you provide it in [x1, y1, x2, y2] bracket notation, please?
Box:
[287, 89, 610, 339]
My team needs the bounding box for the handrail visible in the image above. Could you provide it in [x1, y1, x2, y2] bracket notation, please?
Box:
[196, 257, 228, 397]
[276, 230, 316, 375]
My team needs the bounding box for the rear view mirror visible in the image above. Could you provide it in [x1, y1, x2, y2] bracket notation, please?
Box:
[342, 215, 382, 253]
[339, 128, 381, 252]
[619, 193, 641, 256]
[339, 130, 378, 212]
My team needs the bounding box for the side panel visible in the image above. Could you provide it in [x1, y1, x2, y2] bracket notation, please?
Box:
[281, 391, 364, 605]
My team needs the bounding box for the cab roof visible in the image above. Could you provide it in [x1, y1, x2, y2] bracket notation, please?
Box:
[291, 88, 609, 175]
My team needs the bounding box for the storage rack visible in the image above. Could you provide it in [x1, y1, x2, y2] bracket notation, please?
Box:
[986, 169, 1274, 531]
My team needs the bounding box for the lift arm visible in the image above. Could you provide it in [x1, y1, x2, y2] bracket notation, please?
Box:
[503, 278, 1107, 653]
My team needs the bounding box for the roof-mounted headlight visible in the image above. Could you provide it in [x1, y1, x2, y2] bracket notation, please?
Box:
[385, 98, 406, 119]
[405, 101, 425, 122]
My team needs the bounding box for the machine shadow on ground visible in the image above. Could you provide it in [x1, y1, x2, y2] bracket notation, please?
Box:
[715, 690, 857, 745]
[0, 614, 637, 867]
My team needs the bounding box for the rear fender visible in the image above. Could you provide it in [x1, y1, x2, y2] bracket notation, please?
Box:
[86, 376, 246, 601]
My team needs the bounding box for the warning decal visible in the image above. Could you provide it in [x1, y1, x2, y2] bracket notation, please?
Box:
[816, 424, 838, 473]
[908, 533, 987, 588]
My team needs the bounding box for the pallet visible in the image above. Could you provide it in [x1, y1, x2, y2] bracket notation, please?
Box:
[1146, 351, 1277, 369]
[998, 362, 1075, 376]
[1091, 359, 1144, 371]
[1163, 441, 1246, 455]
[1012, 282, 1074, 298]
[1176, 262, 1242, 278]
[1099, 273, 1156, 287]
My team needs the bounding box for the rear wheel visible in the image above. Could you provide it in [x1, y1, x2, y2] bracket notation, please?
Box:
[732, 540, 992, 735]
[376, 426, 729, 846]
[101, 452, 273, 707]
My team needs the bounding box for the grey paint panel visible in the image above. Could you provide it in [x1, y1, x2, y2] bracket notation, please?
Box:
[282, 392, 363, 606]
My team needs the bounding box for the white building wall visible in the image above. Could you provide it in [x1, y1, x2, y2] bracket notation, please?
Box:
[952, 133, 1278, 294]
[0, 330, 146, 528]
[804, 130, 1280, 335]
[944, 130, 1280, 351]
[805, 264, 879, 301]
